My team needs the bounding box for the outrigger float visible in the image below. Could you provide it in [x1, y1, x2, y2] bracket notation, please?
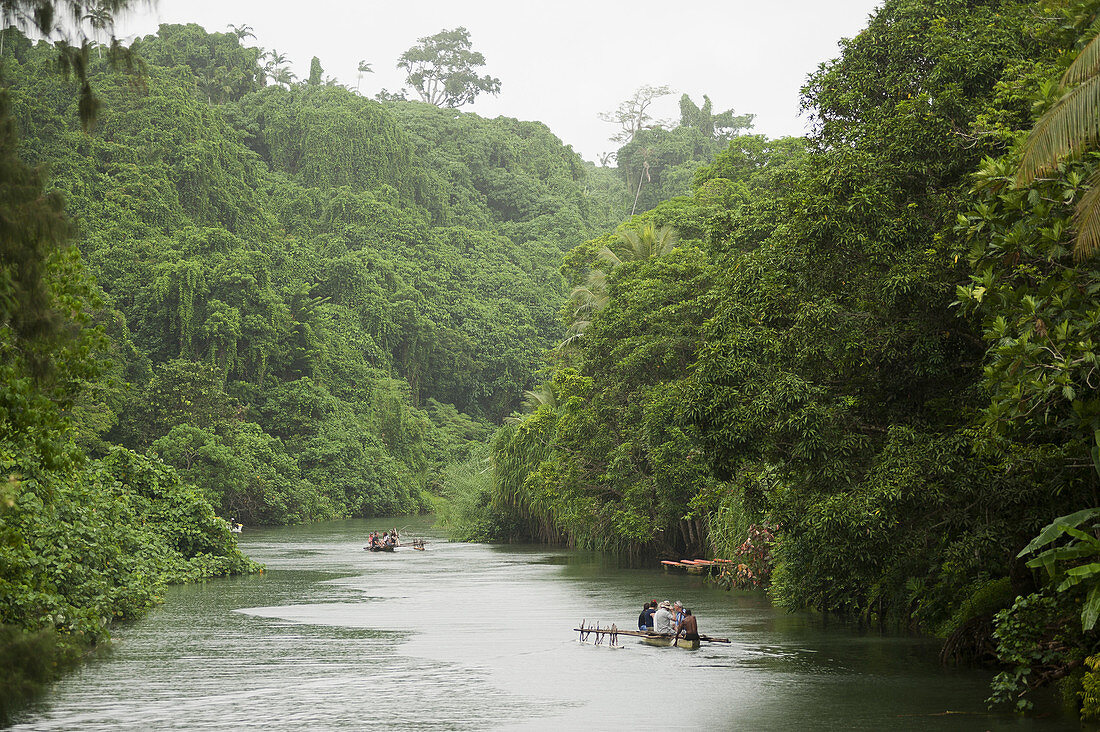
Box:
[574, 621, 730, 650]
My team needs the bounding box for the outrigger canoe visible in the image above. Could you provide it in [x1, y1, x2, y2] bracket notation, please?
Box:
[574, 621, 728, 650]
[364, 538, 427, 552]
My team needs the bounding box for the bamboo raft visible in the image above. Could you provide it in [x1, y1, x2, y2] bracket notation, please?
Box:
[574, 620, 730, 650]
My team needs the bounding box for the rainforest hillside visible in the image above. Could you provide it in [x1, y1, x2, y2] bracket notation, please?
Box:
[1, 23, 648, 526]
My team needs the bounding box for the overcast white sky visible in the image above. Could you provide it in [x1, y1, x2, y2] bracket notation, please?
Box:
[113, 1, 884, 163]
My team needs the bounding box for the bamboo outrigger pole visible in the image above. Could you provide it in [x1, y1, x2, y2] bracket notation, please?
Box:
[575, 621, 730, 644]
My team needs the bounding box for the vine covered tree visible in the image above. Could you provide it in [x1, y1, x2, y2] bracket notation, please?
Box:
[397, 26, 501, 108]
[308, 55, 323, 86]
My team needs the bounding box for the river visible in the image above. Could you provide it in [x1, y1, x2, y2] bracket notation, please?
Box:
[10, 516, 1075, 730]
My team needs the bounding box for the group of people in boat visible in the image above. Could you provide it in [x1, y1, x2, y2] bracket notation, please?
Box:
[638, 599, 699, 641]
[368, 529, 399, 550]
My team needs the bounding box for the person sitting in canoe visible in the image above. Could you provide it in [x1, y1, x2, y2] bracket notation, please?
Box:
[672, 600, 685, 626]
[675, 609, 699, 642]
[369, 532, 380, 550]
[638, 602, 654, 632]
[653, 601, 675, 634]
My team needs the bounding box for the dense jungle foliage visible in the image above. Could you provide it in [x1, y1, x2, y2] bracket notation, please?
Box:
[435, 0, 1100, 716]
[2, 21, 631, 528]
[7, 0, 1100, 721]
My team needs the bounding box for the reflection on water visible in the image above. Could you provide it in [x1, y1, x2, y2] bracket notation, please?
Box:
[10, 517, 1073, 730]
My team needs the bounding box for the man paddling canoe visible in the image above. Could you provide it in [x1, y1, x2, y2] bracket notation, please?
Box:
[675, 609, 699, 643]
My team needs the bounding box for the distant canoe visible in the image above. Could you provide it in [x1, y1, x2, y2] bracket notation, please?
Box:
[366, 544, 396, 552]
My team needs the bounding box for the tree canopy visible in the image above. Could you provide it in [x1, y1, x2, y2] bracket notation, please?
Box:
[397, 26, 501, 108]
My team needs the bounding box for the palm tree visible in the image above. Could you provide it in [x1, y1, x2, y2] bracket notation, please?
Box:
[263, 50, 295, 87]
[558, 225, 677, 350]
[504, 387, 557, 424]
[356, 59, 373, 93]
[83, 3, 112, 59]
[227, 24, 256, 43]
[558, 270, 610, 350]
[598, 223, 679, 267]
[1018, 31, 1100, 260]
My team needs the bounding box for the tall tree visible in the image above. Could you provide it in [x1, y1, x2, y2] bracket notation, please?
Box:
[82, 2, 110, 58]
[262, 49, 295, 87]
[598, 84, 673, 144]
[307, 55, 323, 86]
[356, 59, 373, 92]
[226, 23, 255, 42]
[397, 26, 501, 108]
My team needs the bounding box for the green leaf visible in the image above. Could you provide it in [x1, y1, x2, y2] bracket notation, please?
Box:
[1085, 584, 1100, 631]
[1056, 562, 1100, 591]
[1018, 508, 1100, 557]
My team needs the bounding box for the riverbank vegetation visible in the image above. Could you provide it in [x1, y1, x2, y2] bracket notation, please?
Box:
[440, 0, 1100, 717]
[6, 0, 1100, 721]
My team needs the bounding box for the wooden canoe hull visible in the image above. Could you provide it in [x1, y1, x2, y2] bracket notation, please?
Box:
[640, 635, 674, 647]
[638, 635, 700, 649]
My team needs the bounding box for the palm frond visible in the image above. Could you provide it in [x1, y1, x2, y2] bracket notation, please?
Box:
[586, 268, 608, 292]
[556, 320, 590, 350]
[569, 288, 603, 315]
[597, 246, 622, 268]
[654, 224, 680, 256]
[1065, 32, 1100, 85]
[521, 387, 557, 411]
[1074, 166, 1100, 261]
[620, 227, 647, 259]
[1018, 75, 1100, 185]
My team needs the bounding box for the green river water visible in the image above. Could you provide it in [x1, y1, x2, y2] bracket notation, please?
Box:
[9, 516, 1078, 730]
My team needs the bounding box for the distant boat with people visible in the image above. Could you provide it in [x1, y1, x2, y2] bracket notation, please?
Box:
[364, 529, 426, 552]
